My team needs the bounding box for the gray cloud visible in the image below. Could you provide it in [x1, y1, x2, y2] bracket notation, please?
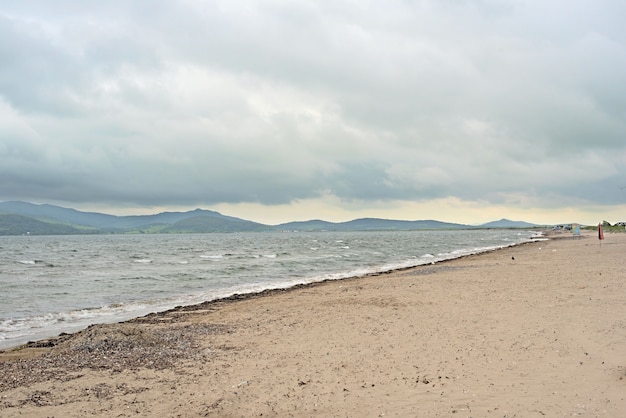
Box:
[1, 0, 625, 219]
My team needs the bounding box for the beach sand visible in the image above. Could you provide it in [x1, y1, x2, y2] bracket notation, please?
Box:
[1, 231, 625, 417]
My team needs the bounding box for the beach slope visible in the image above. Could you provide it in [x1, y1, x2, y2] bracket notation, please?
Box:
[1, 232, 625, 416]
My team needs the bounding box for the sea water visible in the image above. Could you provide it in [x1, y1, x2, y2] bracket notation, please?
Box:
[0, 229, 537, 349]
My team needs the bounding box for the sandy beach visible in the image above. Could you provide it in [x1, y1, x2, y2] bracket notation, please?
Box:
[1, 231, 625, 417]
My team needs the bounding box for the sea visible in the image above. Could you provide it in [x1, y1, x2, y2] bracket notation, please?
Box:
[0, 229, 539, 349]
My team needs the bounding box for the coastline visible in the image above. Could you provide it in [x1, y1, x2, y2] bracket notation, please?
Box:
[0, 229, 536, 351]
[2, 230, 625, 416]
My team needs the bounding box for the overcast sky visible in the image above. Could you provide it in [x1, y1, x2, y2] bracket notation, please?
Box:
[1, 0, 625, 225]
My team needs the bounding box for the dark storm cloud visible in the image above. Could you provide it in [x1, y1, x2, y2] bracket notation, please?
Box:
[0, 0, 624, 214]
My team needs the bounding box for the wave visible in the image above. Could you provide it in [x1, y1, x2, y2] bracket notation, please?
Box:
[16, 259, 55, 267]
[0, 302, 157, 348]
[0, 230, 537, 350]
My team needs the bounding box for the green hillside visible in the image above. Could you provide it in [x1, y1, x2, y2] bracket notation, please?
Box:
[0, 214, 84, 235]
[162, 216, 271, 233]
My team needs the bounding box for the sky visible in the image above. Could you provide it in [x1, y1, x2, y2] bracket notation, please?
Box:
[1, 0, 625, 226]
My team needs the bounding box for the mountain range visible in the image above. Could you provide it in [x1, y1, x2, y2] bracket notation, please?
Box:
[0, 201, 537, 235]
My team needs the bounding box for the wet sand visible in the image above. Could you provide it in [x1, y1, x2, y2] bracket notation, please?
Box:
[1, 231, 625, 417]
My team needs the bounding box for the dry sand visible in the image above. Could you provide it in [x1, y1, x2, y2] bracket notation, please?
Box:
[1, 231, 625, 417]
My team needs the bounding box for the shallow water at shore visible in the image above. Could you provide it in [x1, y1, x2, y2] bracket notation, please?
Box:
[0, 229, 536, 349]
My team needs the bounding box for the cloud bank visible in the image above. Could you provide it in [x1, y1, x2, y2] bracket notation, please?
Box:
[1, 0, 625, 223]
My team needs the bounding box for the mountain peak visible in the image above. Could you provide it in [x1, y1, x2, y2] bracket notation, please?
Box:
[479, 219, 537, 228]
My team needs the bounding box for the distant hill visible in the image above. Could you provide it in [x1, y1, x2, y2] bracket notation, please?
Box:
[271, 219, 336, 231]
[0, 201, 119, 228]
[161, 215, 271, 233]
[277, 218, 469, 231]
[478, 218, 537, 228]
[339, 218, 468, 231]
[0, 214, 85, 235]
[0, 201, 241, 230]
[0, 200, 539, 235]
[0, 201, 262, 233]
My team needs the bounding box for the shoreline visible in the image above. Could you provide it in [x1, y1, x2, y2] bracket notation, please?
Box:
[0, 231, 541, 352]
[2, 233, 544, 353]
[2, 230, 624, 416]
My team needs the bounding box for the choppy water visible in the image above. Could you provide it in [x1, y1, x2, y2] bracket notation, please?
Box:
[0, 229, 537, 349]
